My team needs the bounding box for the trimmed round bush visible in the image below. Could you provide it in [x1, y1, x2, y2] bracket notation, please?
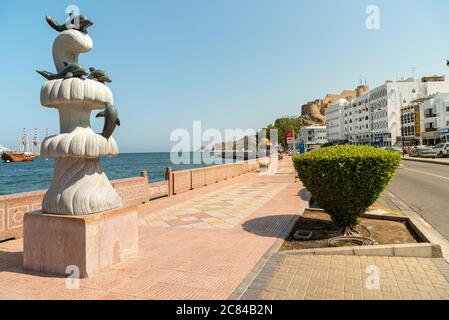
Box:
[293, 145, 401, 227]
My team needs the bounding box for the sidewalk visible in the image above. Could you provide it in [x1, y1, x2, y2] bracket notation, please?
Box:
[240, 254, 449, 300]
[0, 158, 307, 300]
[237, 172, 449, 300]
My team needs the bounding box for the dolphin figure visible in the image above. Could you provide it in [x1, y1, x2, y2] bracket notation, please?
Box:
[96, 103, 121, 139]
[46, 15, 93, 34]
[88, 67, 112, 84]
[36, 62, 88, 80]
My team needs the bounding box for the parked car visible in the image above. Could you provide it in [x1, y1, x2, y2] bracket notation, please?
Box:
[385, 146, 403, 153]
[410, 146, 438, 158]
[433, 143, 449, 158]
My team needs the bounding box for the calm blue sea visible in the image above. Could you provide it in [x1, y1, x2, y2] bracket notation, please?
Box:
[0, 152, 225, 196]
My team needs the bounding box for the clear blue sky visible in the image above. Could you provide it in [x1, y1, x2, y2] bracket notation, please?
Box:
[1, 0, 449, 152]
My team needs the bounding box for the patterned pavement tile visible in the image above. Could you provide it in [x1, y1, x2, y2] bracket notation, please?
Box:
[140, 182, 289, 229]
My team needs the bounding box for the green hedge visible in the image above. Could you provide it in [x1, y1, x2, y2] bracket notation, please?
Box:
[293, 145, 401, 227]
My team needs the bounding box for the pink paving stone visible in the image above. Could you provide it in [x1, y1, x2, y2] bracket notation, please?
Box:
[111, 268, 174, 296]
[180, 216, 199, 222]
[140, 282, 222, 300]
[166, 219, 191, 227]
[194, 212, 213, 219]
[0, 158, 305, 300]
[99, 292, 142, 300]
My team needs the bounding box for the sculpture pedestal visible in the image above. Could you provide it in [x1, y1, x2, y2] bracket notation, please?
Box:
[23, 206, 139, 278]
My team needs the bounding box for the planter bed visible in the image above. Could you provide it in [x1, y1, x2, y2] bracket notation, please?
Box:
[280, 209, 422, 252]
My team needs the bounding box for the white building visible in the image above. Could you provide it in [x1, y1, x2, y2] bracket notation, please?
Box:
[334, 77, 449, 147]
[418, 93, 449, 145]
[298, 126, 328, 152]
[344, 86, 372, 145]
[325, 99, 347, 142]
[369, 78, 436, 147]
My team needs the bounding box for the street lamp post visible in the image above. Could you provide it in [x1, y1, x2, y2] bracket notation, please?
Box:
[370, 105, 374, 146]
[401, 129, 405, 157]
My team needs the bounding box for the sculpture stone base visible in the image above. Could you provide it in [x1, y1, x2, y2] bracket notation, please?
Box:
[23, 206, 138, 278]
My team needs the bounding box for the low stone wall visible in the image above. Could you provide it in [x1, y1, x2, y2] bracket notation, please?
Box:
[148, 181, 168, 200]
[216, 164, 227, 182]
[0, 173, 155, 241]
[0, 190, 45, 241]
[171, 159, 260, 195]
[172, 170, 192, 195]
[111, 176, 149, 207]
[191, 168, 207, 189]
[205, 166, 217, 185]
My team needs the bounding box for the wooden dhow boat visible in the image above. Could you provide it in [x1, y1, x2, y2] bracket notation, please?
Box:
[1, 129, 39, 163]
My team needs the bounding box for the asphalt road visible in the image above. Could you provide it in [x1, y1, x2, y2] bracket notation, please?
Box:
[385, 160, 449, 240]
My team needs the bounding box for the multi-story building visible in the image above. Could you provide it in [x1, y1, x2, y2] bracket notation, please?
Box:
[325, 99, 347, 142]
[298, 126, 328, 152]
[400, 104, 421, 146]
[413, 93, 449, 145]
[368, 80, 418, 147]
[343, 85, 371, 145]
[330, 77, 449, 147]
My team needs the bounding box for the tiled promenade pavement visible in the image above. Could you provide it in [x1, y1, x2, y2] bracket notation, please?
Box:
[0, 158, 307, 300]
[140, 182, 289, 229]
[240, 254, 449, 300]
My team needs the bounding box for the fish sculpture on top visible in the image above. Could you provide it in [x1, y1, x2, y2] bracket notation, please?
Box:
[88, 67, 112, 84]
[46, 15, 94, 34]
[37, 11, 122, 215]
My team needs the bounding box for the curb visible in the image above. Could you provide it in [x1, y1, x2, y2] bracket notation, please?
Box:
[277, 243, 443, 258]
[383, 191, 449, 263]
[402, 157, 449, 166]
[361, 212, 408, 222]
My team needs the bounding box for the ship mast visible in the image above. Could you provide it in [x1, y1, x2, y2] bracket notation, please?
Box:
[32, 128, 41, 155]
[19, 128, 31, 153]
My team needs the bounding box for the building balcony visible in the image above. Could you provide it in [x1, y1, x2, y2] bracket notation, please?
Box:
[425, 127, 437, 132]
[424, 113, 437, 118]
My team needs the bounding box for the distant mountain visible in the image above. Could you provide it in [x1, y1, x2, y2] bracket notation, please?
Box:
[201, 135, 257, 152]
